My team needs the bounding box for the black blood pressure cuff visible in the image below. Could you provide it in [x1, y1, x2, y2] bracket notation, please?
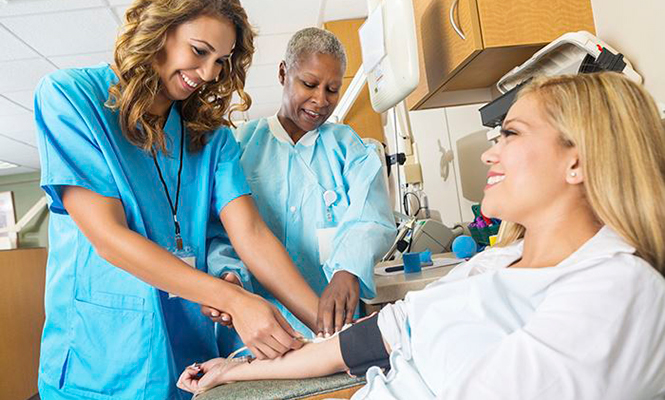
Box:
[339, 313, 390, 376]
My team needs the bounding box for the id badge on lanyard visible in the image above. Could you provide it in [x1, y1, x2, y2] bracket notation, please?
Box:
[152, 109, 197, 299]
[168, 245, 196, 299]
[295, 139, 341, 265]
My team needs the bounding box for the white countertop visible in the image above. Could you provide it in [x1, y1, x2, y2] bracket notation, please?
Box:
[363, 253, 459, 305]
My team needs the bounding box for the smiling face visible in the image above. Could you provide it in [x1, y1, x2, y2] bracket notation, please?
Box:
[151, 14, 236, 116]
[277, 52, 344, 140]
[480, 93, 581, 226]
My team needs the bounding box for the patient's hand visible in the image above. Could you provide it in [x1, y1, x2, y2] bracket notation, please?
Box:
[177, 357, 247, 394]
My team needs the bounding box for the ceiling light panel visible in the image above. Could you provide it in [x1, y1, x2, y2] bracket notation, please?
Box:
[0, 0, 105, 17]
[49, 52, 113, 70]
[2, 130, 37, 147]
[112, 6, 128, 22]
[322, 0, 368, 21]
[0, 26, 39, 61]
[241, 0, 320, 35]
[0, 134, 39, 168]
[1, 8, 118, 56]
[0, 95, 28, 116]
[3, 90, 34, 111]
[0, 58, 55, 92]
[0, 113, 33, 134]
[0, 166, 37, 176]
[0, 160, 18, 169]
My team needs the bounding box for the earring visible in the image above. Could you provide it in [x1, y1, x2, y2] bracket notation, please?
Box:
[215, 75, 219, 83]
[570, 172, 577, 177]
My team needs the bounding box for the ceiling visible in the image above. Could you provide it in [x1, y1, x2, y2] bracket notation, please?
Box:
[0, 0, 368, 176]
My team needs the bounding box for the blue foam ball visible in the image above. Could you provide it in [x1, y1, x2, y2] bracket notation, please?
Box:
[452, 235, 477, 259]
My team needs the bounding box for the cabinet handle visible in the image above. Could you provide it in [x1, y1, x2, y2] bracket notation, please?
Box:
[449, 0, 466, 40]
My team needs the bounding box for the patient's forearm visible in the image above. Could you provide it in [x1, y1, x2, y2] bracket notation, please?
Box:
[194, 315, 392, 392]
[228, 337, 346, 382]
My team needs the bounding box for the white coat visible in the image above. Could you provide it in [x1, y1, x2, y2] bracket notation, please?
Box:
[354, 226, 665, 400]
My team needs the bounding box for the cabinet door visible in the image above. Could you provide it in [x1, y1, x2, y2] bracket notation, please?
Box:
[408, 108, 463, 226]
[340, 77, 385, 143]
[0, 248, 47, 400]
[407, 0, 483, 110]
[477, 0, 595, 48]
[323, 19, 364, 78]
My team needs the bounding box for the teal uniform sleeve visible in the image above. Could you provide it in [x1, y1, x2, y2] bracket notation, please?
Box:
[34, 73, 120, 214]
[206, 233, 253, 291]
[211, 129, 251, 215]
[323, 143, 397, 299]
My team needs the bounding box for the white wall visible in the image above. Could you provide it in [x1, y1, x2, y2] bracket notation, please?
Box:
[382, 103, 489, 225]
[591, 0, 665, 103]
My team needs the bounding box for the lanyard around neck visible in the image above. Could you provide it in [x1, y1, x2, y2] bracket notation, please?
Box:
[151, 113, 185, 250]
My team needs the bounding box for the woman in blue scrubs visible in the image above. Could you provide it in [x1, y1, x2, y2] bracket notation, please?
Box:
[34, 1, 319, 399]
[204, 28, 396, 348]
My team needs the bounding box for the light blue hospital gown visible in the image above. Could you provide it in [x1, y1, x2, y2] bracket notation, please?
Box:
[34, 64, 250, 400]
[209, 115, 396, 352]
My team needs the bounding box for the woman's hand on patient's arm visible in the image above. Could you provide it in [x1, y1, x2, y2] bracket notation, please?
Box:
[317, 271, 360, 336]
[200, 273, 241, 326]
[227, 291, 305, 359]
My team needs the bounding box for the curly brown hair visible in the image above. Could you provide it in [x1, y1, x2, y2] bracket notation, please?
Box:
[107, 0, 255, 153]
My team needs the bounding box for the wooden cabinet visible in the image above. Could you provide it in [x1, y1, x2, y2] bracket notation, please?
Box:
[324, 19, 386, 143]
[0, 248, 47, 400]
[407, 0, 595, 110]
[324, 19, 365, 79]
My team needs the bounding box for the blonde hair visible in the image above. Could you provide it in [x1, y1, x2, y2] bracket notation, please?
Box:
[107, 0, 255, 153]
[496, 72, 665, 275]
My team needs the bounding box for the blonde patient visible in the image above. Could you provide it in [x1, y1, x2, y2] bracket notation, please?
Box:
[178, 72, 665, 399]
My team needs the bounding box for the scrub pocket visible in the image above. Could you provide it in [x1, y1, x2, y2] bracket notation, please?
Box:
[62, 293, 154, 400]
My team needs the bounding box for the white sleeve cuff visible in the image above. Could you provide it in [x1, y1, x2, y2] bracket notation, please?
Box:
[330, 269, 359, 279]
[377, 300, 411, 357]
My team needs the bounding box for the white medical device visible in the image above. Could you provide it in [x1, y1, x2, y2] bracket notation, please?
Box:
[498, 31, 641, 93]
[359, 0, 419, 113]
[330, 0, 419, 121]
[480, 31, 642, 137]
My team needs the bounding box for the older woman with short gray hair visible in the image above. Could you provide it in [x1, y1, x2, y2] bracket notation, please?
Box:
[204, 27, 396, 354]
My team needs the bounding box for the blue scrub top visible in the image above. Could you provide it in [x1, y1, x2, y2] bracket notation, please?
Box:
[34, 64, 250, 400]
